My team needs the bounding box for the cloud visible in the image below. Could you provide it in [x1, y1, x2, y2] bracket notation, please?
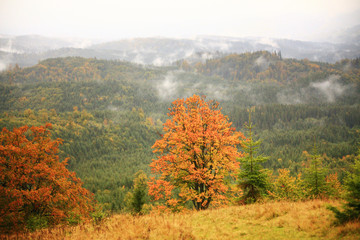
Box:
[204, 84, 230, 101]
[254, 55, 270, 70]
[276, 89, 304, 104]
[257, 38, 279, 49]
[277, 74, 352, 104]
[0, 38, 23, 54]
[107, 105, 118, 111]
[132, 54, 145, 65]
[200, 52, 215, 61]
[184, 49, 195, 58]
[152, 57, 164, 66]
[310, 75, 348, 102]
[0, 61, 7, 71]
[0, 52, 13, 71]
[71, 39, 93, 49]
[156, 72, 179, 100]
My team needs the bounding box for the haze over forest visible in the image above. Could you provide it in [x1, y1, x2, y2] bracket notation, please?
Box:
[1, 0, 360, 238]
[0, 0, 360, 70]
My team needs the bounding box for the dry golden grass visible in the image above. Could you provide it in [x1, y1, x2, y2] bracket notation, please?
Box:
[1, 199, 359, 240]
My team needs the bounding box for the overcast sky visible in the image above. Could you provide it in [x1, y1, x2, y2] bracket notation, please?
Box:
[0, 0, 359, 42]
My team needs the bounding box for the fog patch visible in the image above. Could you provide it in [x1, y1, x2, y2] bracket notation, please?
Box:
[133, 54, 145, 65]
[0, 38, 23, 54]
[276, 90, 305, 105]
[205, 84, 230, 101]
[72, 39, 93, 49]
[277, 75, 352, 104]
[107, 105, 118, 111]
[184, 49, 195, 58]
[0, 41, 21, 71]
[157, 72, 179, 100]
[0, 61, 7, 71]
[152, 57, 164, 66]
[200, 52, 216, 61]
[196, 37, 231, 52]
[342, 61, 352, 72]
[310, 75, 347, 103]
[257, 38, 279, 49]
[254, 55, 270, 70]
[0, 53, 13, 71]
[210, 41, 231, 51]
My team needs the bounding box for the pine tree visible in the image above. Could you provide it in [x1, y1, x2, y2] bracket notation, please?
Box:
[125, 170, 149, 214]
[238, 107, 270, 204]
[303, 142, 328, 198]
[328, 152, 360, 224]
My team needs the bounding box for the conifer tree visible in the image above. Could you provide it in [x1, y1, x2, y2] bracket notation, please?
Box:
[237, 107, 270, 204]
[328, 152, 360, 224]
[303, 142, 328, 198]
[125, 170, 149, 214]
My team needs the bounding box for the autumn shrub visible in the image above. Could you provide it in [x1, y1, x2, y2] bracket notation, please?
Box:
[140, 203, 153, 215]
[270, 168, 304, 201]
[0, 124, 95, 232]
[325, 173, 343, 198]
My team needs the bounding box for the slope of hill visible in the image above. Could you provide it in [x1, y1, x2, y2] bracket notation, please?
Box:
[3, 200, 359, 240]
[0, 53, 359, 211]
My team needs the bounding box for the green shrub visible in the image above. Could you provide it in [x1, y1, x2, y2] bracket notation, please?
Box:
[91, 206, 109, 225]
[66, 212, 82, 226]
[26, 214, 48, 232]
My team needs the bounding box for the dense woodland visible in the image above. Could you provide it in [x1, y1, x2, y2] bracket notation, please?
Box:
[1, 51, 360, 216]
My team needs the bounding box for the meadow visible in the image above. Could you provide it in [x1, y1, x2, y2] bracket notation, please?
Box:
[2, 200, 359, 240]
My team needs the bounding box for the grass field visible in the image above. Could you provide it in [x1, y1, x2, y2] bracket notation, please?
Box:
[2, 200, 360, 239]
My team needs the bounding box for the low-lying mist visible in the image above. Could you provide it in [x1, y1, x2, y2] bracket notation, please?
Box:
[153, 71, 357, 106]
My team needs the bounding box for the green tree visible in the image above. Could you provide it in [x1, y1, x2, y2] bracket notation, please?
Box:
[238, 108, 270, 204]
[303, 142, 328, 198]
[125, 170, 149, 214]
[328, 152, 360, 224]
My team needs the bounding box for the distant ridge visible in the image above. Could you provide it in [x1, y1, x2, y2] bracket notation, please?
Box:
[0, 31, 359, 70]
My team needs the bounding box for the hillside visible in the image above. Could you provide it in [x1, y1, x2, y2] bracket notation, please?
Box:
[1, 34, 360, 70]
[0, 52, 359, 211]
[3, 200, 359, 240]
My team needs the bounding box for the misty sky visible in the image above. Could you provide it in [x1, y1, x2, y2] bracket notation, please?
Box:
[0, 0, 359, 42]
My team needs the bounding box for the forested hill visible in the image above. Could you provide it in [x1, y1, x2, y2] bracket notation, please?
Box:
[185, 51, 360, 85]
[2, 34, 360, 68]
[0, 57, 167, 113]
[0, 52, 359, 211]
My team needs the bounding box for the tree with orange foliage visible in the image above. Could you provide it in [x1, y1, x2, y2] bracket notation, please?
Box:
[148, 95, 244, 211]
[0, 124, 94, 231]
